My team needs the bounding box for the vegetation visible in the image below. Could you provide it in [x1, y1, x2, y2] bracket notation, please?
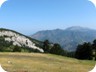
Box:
[0, 53, 95, 72]
[42, 40, 50, 53]
[41, 39, 96, 60]
[0, 36, 40, 52]
[1, 28, 96, 61]
[31, 26, 96, 51]
[42, 40, 77, 58]
[13, 45, 22, 52]
[42, 40, 66, 56]
[75, 39, 96, 60]
[50, 43, 65, 55]
[0, 28, 96, 71]
[75, 42, 92, 60]
[92, 39, 96, 60]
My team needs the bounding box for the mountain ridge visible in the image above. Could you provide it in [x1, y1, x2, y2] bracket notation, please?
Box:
[31, 26, 96, 51]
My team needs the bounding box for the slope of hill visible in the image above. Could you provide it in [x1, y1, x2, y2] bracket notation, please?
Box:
[0, 53, 94, 72]
[31, 26, 96, 51]
[0, 28, 44, 52]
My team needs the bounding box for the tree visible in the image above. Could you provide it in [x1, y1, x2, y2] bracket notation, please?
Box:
[92, 39, 96, 60]
[43, 40, 50, 53]
[0, 37, 6, 52]
[75, 42, 92, 60]
[50, 43, 64, 55]
[13, 45, 21, 52]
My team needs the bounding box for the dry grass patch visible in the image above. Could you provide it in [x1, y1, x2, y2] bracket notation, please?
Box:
[0, 52, 95, 72]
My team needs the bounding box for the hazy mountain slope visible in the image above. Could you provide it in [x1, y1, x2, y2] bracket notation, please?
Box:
[31, 26, 96, 51]
[0, 28, 44, 52]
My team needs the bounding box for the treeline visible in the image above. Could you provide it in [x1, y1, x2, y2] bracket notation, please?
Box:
[0, 36, 73, 57]
[1, 35, 96, 61]
[42, 39, 96, 61]
[42, 40, 64, 55]
[42, 40, 75, 57]
[75, 39, 96, 60]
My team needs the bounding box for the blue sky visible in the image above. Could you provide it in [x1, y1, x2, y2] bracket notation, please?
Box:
[0, 0, 96, 35]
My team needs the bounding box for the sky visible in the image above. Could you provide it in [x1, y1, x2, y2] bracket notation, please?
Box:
[0, 0, 96, 35]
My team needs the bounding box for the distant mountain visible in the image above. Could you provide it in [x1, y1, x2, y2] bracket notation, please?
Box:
[0, 28, 44, 52]
[31, 26, 96, 51]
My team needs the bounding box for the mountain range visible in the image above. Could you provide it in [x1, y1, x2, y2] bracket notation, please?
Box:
[31, 26, 96, 51]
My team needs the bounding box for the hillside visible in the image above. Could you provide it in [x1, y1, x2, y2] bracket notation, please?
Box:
[31, 26, 96, 51]
[0, 53, 95, 72]
[0, 28, 44, 52]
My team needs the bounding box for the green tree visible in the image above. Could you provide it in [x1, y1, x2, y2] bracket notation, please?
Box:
[50, 43, 64, 55]
[43, 40, 50, 53]
[75, 42, 92, 60]
[13, 45, 21, 52]
[92, 39, 96, 60]
[0, 37, 6, 51]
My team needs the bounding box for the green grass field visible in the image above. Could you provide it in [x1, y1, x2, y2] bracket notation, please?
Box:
[0, 53, 95, 72]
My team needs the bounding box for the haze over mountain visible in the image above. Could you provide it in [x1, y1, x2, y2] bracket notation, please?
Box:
[0, 28, 44, 52]
[31, 26, 96, 51]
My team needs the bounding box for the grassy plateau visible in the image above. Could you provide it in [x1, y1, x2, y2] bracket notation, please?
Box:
[0, 52, 95, 72]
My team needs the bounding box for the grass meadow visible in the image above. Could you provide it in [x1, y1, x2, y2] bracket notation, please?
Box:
[0, 52, 95, 72]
